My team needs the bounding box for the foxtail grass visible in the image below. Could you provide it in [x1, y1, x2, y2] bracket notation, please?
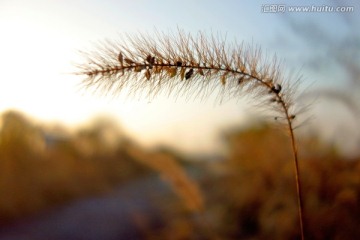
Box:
[75, 29, 305, 239]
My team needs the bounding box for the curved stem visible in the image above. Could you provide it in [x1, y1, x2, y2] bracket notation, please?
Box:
[286, 115, 305, 240]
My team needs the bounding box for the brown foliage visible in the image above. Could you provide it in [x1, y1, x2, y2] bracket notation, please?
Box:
[205, 124, 360, 239]
[0, 111, 148, 222]
[1, 111, 359, 239]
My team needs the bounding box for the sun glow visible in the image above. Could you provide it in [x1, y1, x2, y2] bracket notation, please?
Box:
[1, 1, 358, 156]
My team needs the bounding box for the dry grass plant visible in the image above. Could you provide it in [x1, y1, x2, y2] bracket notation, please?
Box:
[75, 29, 305, 239]
[126, 145, 204, 213]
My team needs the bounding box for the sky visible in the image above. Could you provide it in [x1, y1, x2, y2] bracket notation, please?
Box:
[0, 0, 359, 156]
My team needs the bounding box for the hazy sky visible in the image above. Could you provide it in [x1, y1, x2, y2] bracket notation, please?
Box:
[0, 0, 359, 155]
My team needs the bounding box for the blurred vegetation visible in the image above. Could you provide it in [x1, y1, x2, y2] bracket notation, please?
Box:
[0, 110, 359, 239]
[0, 111, 150, 222]
[208, 125, 360, 239]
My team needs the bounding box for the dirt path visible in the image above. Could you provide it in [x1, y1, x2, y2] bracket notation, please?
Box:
[0, 176, 170, 240]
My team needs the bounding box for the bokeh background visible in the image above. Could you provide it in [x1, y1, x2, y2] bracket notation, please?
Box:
[0, 0, 359, 239]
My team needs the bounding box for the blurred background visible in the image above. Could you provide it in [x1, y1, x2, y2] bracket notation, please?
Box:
[0, 0, 359, 239]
